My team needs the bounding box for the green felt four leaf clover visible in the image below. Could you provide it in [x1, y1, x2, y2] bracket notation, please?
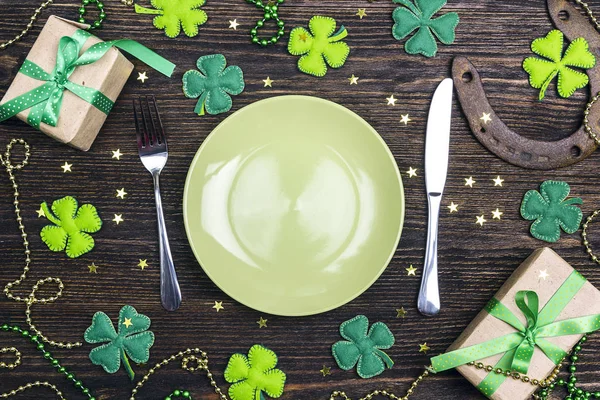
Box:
[523, 30, 596, 100]
[520, 180, 583, 243]
[135, 0, 208, 38]
[288, 16, 350, 77]
[182, 54, 245, 116]
[84, 305, 154, 381]
[332, 315, 395, 379]
[224, 345, 286, 400]
[40, 196, 102, 258]
[392, 0, 459, 58]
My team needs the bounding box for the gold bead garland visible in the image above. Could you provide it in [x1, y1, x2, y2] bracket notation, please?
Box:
[0, 347, 21, 370]
[582, 209, 600, 264]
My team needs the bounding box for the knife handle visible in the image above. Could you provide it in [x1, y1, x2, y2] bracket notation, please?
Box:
[418, 192, 442, 316]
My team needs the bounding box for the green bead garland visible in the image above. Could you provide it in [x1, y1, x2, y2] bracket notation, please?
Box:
[0, 324, 95, 400]
[164, 389, 193, 400]
[78, 0, 106, 30]
[537, 335, 600, 400]
[244, 0, 285, 46]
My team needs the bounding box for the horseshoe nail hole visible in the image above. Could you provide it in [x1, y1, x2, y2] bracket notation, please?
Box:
[571, 146, 582, 158]
[558, 10, 570, 21]
[462, 72, 473, 83]
[490, 136, 499, 145]
[480, 126, 486, 133]
[520, 152, 532, 161]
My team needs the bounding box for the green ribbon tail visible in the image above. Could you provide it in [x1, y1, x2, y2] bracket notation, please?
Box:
[195, 93, 207, 116]
[110, 40, 175, 77]
[134, 4, 163, 15]
[121, 348, 135, 381]
[374, 349, 394, 369]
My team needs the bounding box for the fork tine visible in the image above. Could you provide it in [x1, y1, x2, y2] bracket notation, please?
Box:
[149, 95, 166, 145]
[139, 97, 152, 147]
[133, 99, 145, 148]
[145, 96, 158, 146]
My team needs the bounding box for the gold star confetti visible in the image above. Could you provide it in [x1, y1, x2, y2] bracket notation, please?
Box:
[61, 162, 72, 173]
[448, 202, 458, 213]
[228, 19, 239, 30]
[348, 74, 359, 85]
[419, 343, 430, 354]
[400, 114, 412, 125]
[112, 149, 123, 160]
[88, 263, 98, 273]
[492, 208, 503, 220]
[320, 365, 331, 376]
[406, 265, 417, 276]
[116, 188, 127, 199]
[539, 270, 549, 280]
[396, 307, 407, 318]
[386, 95, 397, 106]
[213, 301, 224, 312]
[480, 112, 492, 124]
[476, 215, 487, 226]
[263, 76, 274, 87]
[123, 318, 133, 328]
[465, 177, 476, 187]
[138, 259, 148, 270]
[356, 8, 367, 19]
[299, 32, 308, 42]
[493, 176, 504, 186]
[113, 214, 124, 225]
[406, 167, 417, 178]
[36, 206, 45, 218]
[137, 71, 148, 83]
[257, 317, 268, 328]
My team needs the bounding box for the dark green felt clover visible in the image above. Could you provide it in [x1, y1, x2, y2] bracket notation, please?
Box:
[40, 196, 102, 258]
[84, 305, 154, 381]
[520, 180, 583, 243]
[392, 0, 459, 57]
[182, 54, 245, 116]
[331, 315, 394, 379]
[224, 344, 286, 400]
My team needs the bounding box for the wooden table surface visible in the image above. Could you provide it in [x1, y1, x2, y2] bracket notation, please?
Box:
[2, 0, 600, 398]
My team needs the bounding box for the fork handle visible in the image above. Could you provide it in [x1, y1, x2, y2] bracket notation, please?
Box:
[153, 172, 182, 311]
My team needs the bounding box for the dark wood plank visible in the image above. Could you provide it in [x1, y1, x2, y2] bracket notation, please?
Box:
[2, 0, 600, 398]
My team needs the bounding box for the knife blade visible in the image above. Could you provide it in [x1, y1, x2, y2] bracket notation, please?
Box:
[418, 78, 453, 316]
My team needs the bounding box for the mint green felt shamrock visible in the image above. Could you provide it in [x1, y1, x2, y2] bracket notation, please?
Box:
[332, 315, 394, 379]
[521, 180, 583, 243]
[288, 16, 350, 77]
[135, 0, 208, 38]
[40, 196, 102, 258]
[392, 0, 459, 57]
[523, 30, 596, 100]
[84, 305, 154, 381]
[224, 345, 286, 400]
[182, 54, 245, 116]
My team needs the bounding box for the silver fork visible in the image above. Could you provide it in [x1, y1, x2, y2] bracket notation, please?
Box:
[134, 96, 182, 312]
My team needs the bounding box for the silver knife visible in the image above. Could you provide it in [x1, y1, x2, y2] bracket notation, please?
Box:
[417, 78, 453, 317]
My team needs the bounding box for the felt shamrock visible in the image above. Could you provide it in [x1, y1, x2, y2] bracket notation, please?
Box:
[84, 305, 154, 381]
[523, 30, 596, 100]
[182, 54, 245, 116]
[40, 196, 102, 258]
[332, 315, 394, 379]
[288, 16, 350, 77]
[521, 180, 583, 243]
[224, 344, 286, 400]
[134, 0, 208, 38]
[392, 0, 459, 58]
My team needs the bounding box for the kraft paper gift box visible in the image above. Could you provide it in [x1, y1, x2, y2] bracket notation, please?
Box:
[430, 248, 600, 400]
[0, 16, 134, 151]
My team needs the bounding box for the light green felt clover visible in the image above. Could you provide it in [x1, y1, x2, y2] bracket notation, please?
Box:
[182, 54, 245, 116]
[331, 315, 394, 379]
[523, 30, 596, 100]
[392, 0, 459, 58]
[224, 344, 286, 400]
[288, 16, 350, 77]
[84, 305, 154, 381]
[134, 0, 208, 38]
[40, 196, 102, 258]
[520, 180, 583, 243]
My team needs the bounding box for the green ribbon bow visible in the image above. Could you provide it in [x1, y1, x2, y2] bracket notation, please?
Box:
[0, 29, 175, 129]
[431, 271, 600, 397]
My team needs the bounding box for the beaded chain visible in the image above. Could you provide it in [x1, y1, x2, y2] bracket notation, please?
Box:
[0, 324, 95, 399]
[78, 0, 107, 30]
[0, 0, 53, 50]
[328, 368, 431, 400]
[244, 0, 285, 46]
[582, 209, 600, 265]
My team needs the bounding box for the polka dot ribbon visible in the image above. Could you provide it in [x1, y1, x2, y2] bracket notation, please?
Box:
[430, 271, 600, 396]
[0, 29, 175, 129]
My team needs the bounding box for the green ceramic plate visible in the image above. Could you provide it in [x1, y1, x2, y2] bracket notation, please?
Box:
[183, 96, 404, 316]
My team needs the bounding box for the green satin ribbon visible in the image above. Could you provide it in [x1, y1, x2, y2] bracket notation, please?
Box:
[430, 271, 600, 397]
[0, 29, 175, 129]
